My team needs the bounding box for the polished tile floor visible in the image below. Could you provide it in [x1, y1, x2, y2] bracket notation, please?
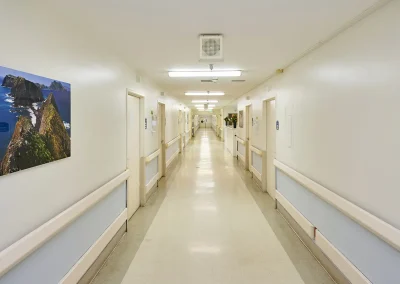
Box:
[92, 129, 335, 284]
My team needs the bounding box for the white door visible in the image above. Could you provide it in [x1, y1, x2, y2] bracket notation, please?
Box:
[266, 100, 276, 199]
[127, 95, 141, 219]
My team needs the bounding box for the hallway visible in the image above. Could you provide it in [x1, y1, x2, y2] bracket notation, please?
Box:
[92, 129, 334, 284]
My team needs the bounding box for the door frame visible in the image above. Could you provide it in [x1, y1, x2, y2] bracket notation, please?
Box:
[126, 89, 145, 215]
[262, 96, 276, 198]
[179, 109, 184, 152]
[245, 104, 252, 170]
[158, 102, 166, 178]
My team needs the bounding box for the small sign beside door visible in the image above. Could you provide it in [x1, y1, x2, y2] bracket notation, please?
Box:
[145, 118, 148, 129]
[276, 120, 279, 130]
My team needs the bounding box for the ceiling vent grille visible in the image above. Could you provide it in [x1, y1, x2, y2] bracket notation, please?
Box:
[200, 34, 223, 61]
[201, 78, 218, 83]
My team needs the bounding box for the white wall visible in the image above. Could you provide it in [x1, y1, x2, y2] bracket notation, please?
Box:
[161, 97, 182, 145]
[235, 0, 400, 233]
[0, 1, 185, 252]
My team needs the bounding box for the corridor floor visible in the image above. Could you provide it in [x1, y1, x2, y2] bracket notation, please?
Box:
[92, 129, 335, 284]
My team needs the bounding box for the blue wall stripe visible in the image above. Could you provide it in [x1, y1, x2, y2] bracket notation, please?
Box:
[277, 170, 400, 284]
[0, 182, 126, 284]
[251, 152, 262, 174]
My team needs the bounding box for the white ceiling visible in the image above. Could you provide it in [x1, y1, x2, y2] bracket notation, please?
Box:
[51, 0, 379, 109]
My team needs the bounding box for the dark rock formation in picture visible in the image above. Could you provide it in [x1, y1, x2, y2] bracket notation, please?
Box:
[10, 77, 44, 104]
[35, 83, 48, 89]
[0, 94, 71, 175]
[37, 94, 70, 159]
[0, 117, 53, 174]
[49, 80, 66, 91]
[1, 75, 16, 88]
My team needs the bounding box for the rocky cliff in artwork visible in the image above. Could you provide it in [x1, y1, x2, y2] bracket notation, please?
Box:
[11, 77, 44, 104]
[49, 80, 67, 91]
[37, 94, 70, 159]
[0, 94, 71, 175]
[35, 83, 48, 89]
[1, 75, 16, 88]
[0, 116, 53, 174]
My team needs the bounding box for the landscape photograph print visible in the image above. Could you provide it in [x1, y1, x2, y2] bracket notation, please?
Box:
[0, 66, 71, 176]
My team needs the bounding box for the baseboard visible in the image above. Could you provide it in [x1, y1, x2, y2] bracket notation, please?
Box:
[237, 152, 245, 164]
[145, 177, 159, 203]
[277, 202, 350, 284]
[166, 150, 179, 168]
[60, 209, 128, 284]
[253, 175, 262, 188]
[77, 222, 126, 284]
[145, 173, 160, 195]
[315, 230, 371, 284]
[250, 165, 262, 181]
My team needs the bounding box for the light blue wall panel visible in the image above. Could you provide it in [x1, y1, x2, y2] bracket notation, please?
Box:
[166, 141, 179, 162]
[277, 170, 400, 284]
[252, 152, 262, 174]
[0, 183, 126, 284]
[237, 143, 245, 156]
[145, 157, 158, 185]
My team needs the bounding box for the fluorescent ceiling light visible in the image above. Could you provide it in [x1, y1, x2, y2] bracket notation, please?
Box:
[192, 100, 218, 103]
[169, 71, 241, 78]
[195, 104, 215, 107]
[185, 92, 225, 96]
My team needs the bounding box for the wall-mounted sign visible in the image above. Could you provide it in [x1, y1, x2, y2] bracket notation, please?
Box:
[145, 118, 148, 129]
[276, 120, 279, 130]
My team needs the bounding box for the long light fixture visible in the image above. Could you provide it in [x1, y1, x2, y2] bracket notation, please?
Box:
[197, 109, 213, 111]
[192, 100, 218, 103]
[185, 92, 224, 96]
[169, 70, 241, 78]
[195, 104, 215, 107]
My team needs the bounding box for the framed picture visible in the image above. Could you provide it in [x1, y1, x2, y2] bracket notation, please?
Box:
[0, 66, 71, 176]
[239, 110, 243, 128]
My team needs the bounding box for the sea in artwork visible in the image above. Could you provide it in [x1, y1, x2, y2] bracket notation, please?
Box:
[0, 66, 71, 176]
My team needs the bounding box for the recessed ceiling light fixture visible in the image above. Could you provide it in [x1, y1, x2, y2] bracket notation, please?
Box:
[192, 100, 218, 103]
[169, 64, 241, 78]
[169, 70, 241, 78]
[195, 104, 215, 107]
[185, 91, 224, 96]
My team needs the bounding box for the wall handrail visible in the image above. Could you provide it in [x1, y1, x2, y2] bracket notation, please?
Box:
[236, 137, 246, 145]
[165, 135, 181, 148]
[250, 145, 263, 156]
[274, 159, 400, 252]
[145, 149, 161, 164]
[0, 170, 130, 278]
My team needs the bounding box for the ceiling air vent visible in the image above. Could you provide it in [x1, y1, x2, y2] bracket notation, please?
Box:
[201, 78, 218, 83]
[232, 79, 246, 83]
[200, 34, 223, 61]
